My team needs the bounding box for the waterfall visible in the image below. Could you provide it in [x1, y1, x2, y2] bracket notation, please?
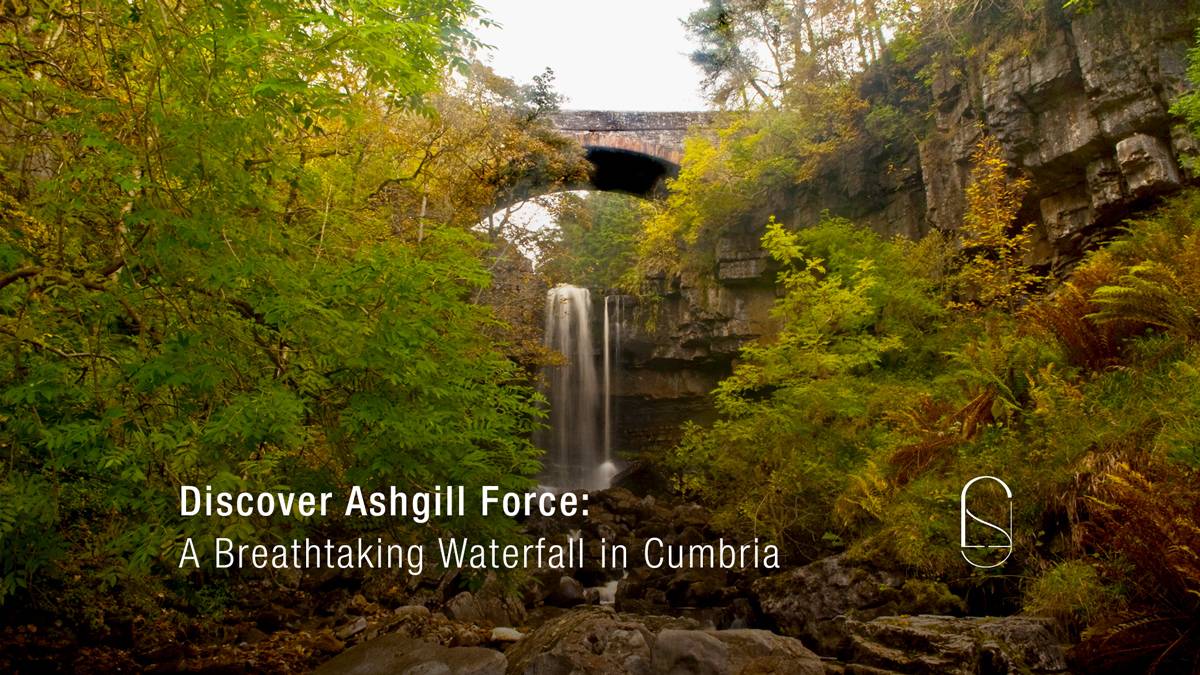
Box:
[601, 295, 623, 485]
[540, 285, 602, 489]
[539, 286, 625, 490]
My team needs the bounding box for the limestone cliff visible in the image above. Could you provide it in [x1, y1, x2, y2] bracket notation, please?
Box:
[612, 0, 1198, 454]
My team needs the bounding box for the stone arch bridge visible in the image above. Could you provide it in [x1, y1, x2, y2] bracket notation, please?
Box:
[548, 110, 715, 198]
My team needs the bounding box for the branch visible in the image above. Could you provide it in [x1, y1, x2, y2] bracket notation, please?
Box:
[0, 326, 120, 365]
[0, 266, 42, 291]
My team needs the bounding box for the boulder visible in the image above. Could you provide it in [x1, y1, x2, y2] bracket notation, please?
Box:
[504, 606, 823, 675]
[752, 555, 964, 656]
[445, 587, 525, 627]
[545, 576, 585, 608]
[653, 629, 729, 675]
[489, 627, 525, 644]
[709, 629, 824, 675]
[313, 634, 506, 675]
[844, 615, 1067, 674]
[504, 606, 664, 675]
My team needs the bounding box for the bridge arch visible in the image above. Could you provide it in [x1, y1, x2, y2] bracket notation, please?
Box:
[484, 110, 713, 220]
[548, 110, 713, 199]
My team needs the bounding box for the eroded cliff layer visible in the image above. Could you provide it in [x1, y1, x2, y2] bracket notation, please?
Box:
[613, 0, 1198, 454]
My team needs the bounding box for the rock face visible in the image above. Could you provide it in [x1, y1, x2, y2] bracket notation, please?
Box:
[503, 606, 824, 675]
[611, 0, 1197, 455]
[612, 272, 776, 453]
[843, 615, 1068, 674]
[752, 555, 965, 657]
[922, 0, 1196, 260]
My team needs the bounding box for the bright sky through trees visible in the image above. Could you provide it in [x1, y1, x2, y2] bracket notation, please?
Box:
[474, 0, 709, 111]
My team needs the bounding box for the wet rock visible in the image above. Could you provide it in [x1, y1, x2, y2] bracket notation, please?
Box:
[140, 642, 185, 664]
[504, 606, 661, 675]
[671, 503, 710, 530]
[716, 233, 772, 284]
[611, 460, 669, 495]
[1039, 186, 1093, 244]
[1086, 156, 1126, 214]
[710, 629, 824, 675]
[582, 587, 601, 605]
[312, 634, 505, 675]
[253, 603, 300, 631]
[615, 568, 672, 615]
[336, 617, 368, 640]
[236, 626, 268, 645]
[395, 605, 433, 622]
[753, 555, 964, 656]
[918, 0, 1191, 258]
[843, 615, 1067, 674]
[600, 486, 645, 516]
[307, 629, 345, 655]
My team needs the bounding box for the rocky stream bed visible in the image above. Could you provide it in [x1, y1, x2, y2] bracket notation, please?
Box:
[1, 485, 1071, 674]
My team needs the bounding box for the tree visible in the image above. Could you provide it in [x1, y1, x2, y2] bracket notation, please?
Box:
[0, 0, 543, 608]
[666, 216, 943, 556]
[950, 135, 1039, 312]
[684, 0, 904, 108]
[537, 192, 648, 290]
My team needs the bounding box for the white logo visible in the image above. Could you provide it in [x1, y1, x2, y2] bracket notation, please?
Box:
[960, 476, 1013, 569]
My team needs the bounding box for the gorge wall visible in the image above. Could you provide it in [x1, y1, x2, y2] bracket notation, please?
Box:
[610, 0, 1199, 456]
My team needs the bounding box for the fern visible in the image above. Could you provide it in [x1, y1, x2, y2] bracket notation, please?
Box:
[1091, 261, 1200, 337]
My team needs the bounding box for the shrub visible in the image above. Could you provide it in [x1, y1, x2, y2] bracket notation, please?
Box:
[950, 135, 1040, 313]
[1025, 560, 1122, 636]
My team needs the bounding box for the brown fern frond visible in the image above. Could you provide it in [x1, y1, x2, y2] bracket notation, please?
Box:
[1072, 460, 1200, 672]
[1070, 611, 1194, 674]
[884, 395, 962, 485]
[1023, 253, 1144, 370]
[883, 391, 998, 485]
[956, 387, 996, 439]
[889, 436, 959, 485]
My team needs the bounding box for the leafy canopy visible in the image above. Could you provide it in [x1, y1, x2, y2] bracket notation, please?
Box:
[0, 0, 544, 609]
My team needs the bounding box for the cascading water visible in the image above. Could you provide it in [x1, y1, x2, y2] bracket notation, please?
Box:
[600, 295, 624, 486]
[538, 285, 625, 490]
[540, 285, 602, 488]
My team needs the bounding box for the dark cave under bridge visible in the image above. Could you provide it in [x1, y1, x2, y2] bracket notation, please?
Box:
[548, 110, 715, 198]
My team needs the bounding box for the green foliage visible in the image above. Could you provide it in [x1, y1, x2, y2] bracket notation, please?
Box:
[1025, 560, 1122, 634]
[1062, 0, 1098, 14]
[539, 192, 648, 289]
[635, 89, 867, 280]
[666, 216, 944, 557]
[0, 0, 544, 611]
[1172, 28, 1200, 149]
[1087, 205, 1200, 339]
[651, 2, 1200, 657]
[663, 187, 1200, 652]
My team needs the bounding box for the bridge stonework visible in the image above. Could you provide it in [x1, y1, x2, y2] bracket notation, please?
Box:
[549, 110, 714, 167]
